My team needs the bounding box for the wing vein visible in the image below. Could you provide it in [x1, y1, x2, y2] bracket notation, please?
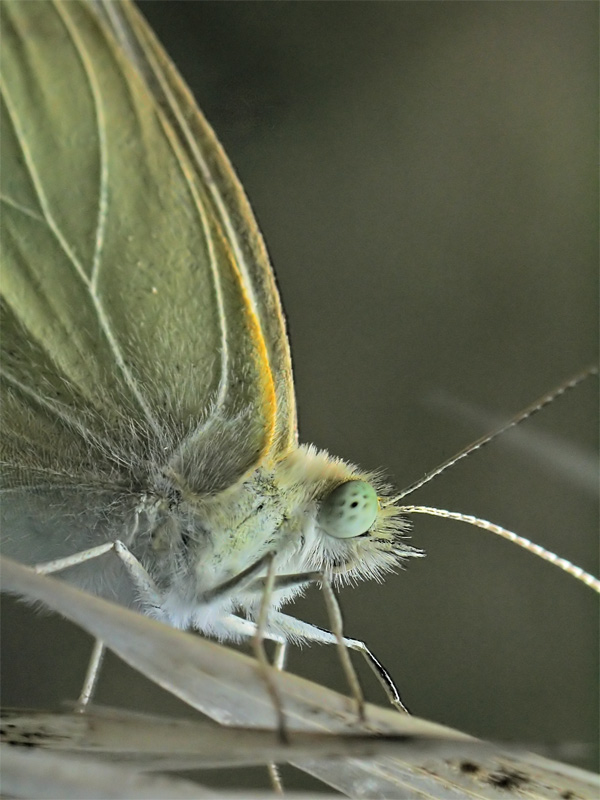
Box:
[55, 5, 109, 292]
[0, 194, 46, 224]
[154, 118, 230, 414]
[119, 5, 296, 453]
[120, 21, 230, 416]
[1, 363, 138, 480]
[1, 367, 104, 446]
[0, 75, 91, 288]
[147, 49, 259, 324]
[41, 3, 163, 441]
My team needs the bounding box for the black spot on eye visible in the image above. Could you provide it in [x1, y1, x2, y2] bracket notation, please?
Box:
[459, 761, 480, 774]
[350, 501, 358, 508]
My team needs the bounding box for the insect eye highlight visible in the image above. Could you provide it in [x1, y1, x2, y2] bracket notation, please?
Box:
[317, 480, 378, 539]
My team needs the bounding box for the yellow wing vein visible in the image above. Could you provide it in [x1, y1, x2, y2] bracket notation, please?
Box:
[126, 4, 297, 454]
[154, 116, 231, 419]
[130, 14, 264, 343]
[116, 3, 277, 458]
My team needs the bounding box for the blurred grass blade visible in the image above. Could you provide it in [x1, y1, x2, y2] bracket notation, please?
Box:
[0, 557, 464, 737]
[0, 744, 213, 799]
[0, 707, 490, 772]
[2, 557, 599, 800]
[0, 745, 340, 799]
[293, 752, 600, 800]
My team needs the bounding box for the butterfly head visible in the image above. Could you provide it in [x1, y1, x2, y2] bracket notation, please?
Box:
[275, 445, 422, 587]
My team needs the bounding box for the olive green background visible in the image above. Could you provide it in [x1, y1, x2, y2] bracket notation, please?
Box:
[3, 1, 598, 790]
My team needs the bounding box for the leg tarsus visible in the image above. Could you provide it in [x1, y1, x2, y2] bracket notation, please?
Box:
[321, 580, 366, 721]
[75, 638, 105, 713]
[251, 554, 289, 744]
[33, 540, 163, 611]
[269, 610, 410, 714]
[34, 542, 115, 575]
[267, 641, 288, 794]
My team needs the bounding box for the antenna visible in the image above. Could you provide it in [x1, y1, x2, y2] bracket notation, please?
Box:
[398, 505, 600, 593]
[388, 365, 597, 504]
[383, 365, 599, 592]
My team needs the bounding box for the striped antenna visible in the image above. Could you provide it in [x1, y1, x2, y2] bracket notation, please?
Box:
[398, 505, 600, 593]
[388, 365, 597, 504]
[383, 366, 599, 592]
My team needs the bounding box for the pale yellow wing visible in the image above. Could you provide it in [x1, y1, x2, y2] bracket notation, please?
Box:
[95, 0, 297, 457]
[0, 0, 296, 503]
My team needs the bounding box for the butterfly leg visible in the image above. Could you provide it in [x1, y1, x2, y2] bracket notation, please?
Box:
[256, 562, 287, 794]
[320, 578, 365, 720]
[222, 612, 287, 792]
[222, 606, 408, 715]
[33, 541, 119, 574]
[74, 638, 105, 712]
[199, 551, 276, 603]
[272, 641, 289, 671]
[32, 540, 163, 711]
[220, 567, 408, 713]
[269, 610, 409, 714]
[224, 599, 408, 713]
[240, 570, 367, 718]
[33, 540, 162, 609]
[252, 553, 289, 745]
[195, 552, 290, 743]
[267, 640, 288, 795]
[266, 578, 366, 721]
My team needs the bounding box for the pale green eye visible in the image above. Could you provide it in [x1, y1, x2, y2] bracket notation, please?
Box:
[317, 480, 379, 539]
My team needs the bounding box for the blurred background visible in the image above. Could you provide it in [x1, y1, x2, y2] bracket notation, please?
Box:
[3, 1, 598, 791]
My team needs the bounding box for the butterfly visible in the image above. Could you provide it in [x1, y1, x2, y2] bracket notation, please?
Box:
[1, 0, 597, 748]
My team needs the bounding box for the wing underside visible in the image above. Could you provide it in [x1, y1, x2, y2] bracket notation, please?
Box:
[0, 0, 297, 504]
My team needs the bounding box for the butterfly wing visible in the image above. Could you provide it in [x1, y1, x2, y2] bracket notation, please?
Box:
[0, 0, 296, 513]
[94, 0, 298, 458]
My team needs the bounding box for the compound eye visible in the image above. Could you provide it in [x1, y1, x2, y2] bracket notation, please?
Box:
[317, 480, 378, 539]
